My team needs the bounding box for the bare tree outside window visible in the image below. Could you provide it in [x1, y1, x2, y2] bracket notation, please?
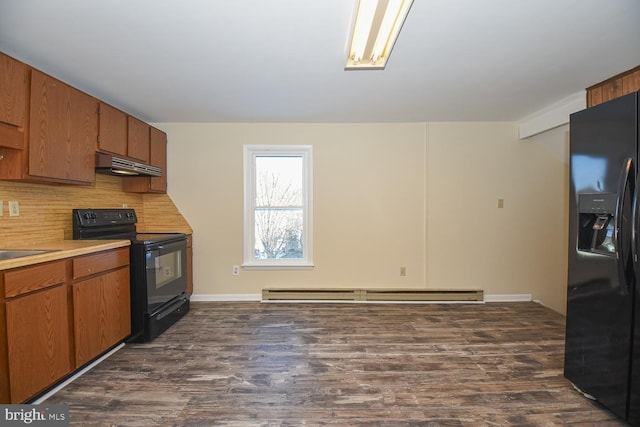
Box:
[243, 145, 313, 268]
[254, 156, 303, 259]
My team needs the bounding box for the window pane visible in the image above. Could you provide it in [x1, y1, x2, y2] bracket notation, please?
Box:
[255, 156, 303, 207]
[254, 208, 303, 259]
[243, 145, 313, 267]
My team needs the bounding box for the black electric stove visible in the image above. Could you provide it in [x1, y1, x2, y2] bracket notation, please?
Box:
[73, 208, 189, 342]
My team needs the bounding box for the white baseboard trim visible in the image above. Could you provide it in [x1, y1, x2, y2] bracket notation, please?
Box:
[32, 343, 125, 404]
[192, 293, 533, 303]
[484, 294, 532, 302]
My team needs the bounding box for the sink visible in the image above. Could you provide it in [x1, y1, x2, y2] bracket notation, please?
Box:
[0, 250, 53, 261]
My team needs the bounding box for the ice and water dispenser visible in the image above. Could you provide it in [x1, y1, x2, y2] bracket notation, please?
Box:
[577, 193, 617, 255]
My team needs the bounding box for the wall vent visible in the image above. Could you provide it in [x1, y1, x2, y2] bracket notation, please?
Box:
[262, 288, 483, 302]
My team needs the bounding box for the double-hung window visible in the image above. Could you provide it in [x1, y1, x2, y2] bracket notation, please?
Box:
[243, 145, 313, 268]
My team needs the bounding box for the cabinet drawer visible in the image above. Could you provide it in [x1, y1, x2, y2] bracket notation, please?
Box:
[73, 248, 129, 280]
[4, 260, 66, 298]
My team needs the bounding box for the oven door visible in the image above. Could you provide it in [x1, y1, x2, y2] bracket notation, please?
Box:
[145, 238, 188, 313]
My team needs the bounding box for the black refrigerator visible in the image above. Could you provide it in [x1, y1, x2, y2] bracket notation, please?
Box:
[565, 90, 640, 424]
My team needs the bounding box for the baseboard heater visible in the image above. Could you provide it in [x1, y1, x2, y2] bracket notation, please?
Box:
[261, 288, 484, 302]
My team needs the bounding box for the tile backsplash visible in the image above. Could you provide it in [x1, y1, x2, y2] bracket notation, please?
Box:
[0, 174, 188, 247]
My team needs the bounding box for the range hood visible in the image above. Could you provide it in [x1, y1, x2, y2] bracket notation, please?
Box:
[95, 152, 162, 177]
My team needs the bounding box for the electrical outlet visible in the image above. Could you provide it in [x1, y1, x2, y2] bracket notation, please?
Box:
[232, 265, 240, 276]
[400, 266, 407, 276]
[8, 201, 19, 217]
[498, 198, 504, 209]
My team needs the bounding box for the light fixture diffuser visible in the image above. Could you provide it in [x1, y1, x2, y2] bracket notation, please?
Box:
[346, 0, 413, 70]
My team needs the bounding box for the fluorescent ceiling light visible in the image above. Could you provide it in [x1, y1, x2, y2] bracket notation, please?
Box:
[346, 0, 413, 70]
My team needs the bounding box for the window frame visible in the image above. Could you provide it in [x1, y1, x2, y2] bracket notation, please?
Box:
[242, 145, 314, 269]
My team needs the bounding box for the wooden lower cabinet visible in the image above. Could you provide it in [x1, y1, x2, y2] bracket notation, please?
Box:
[0, 247, 131, 403]
[72, 248, 131, 367]
[73, 267, 130, 367]
[6, 284, 71, 403]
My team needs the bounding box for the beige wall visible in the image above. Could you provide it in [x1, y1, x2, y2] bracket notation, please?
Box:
[163, 121, 569, 313]
[426, 123, 569, 314]
[164, 123, 427, 293]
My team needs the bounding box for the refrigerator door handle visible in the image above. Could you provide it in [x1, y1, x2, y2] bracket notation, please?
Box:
[633, 169, 640, 271]
[615, 157, 634, 293]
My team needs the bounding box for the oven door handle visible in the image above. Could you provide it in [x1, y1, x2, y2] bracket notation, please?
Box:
[145, 239, 186, 252]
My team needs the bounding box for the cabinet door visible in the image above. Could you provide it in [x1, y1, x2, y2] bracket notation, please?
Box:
[622, 71, 640, 94]
[6, 285, 71, 403]
[127, 116, 150, 163]
[29, 69, 97, 183]
[98, 102, 127, 156]
[149, 127, 167, 192]
[600, 78, 624, 104]
[122, 126, 167, 193]
[0, 52, 27, 149]
[103, 267, 131, 347]
[73, 267, 130, 367]
[0, 52, 26, 128]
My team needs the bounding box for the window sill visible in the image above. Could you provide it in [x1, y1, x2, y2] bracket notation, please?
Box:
[241, 263, 315, 271]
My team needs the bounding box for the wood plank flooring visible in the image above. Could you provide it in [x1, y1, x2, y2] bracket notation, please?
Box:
[45, 302, 626, 426]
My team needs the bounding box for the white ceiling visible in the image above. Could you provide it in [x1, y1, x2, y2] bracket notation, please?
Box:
[1, 0, 639, 123]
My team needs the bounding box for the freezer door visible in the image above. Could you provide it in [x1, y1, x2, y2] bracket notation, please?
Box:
[628, 93, 640, 425]
[565, 91, 638, 420]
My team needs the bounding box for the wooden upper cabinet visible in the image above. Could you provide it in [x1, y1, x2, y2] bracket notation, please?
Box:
[0, 52, 27, 149]
[587, 85, 603, 108]
[587, 65, 640, 107]
[149, 127, 167, 192]
[600, 79, 623, 104]
[98, 102, 127, 156]
[29, 69, 97, 184]
[0, 52, 26, 128]
[127, 115, 150, 163]
[622, 71, 640, 94]
[122, 126, 167, 193]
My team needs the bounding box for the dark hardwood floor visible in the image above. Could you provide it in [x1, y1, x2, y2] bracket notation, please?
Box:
[45, 301, 625, 426]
